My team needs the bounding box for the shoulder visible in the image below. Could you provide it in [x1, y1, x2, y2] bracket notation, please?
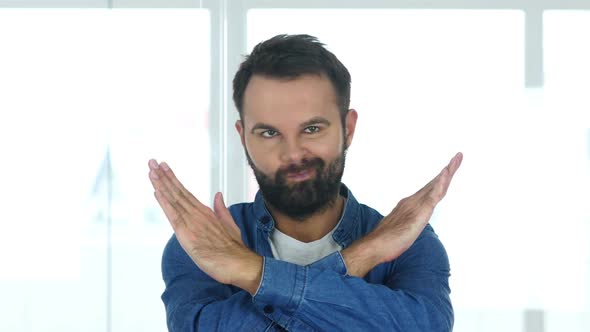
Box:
[338, 184, 385, 236]
[355, 202, 385, 234]
[228, 201, 255, 229]
[227, 201, 259, 247]
[358, 202, 384, 225]
[397, 224, 450, 272]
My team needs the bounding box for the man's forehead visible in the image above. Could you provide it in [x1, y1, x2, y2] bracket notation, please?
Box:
[241, 74, 339, 127]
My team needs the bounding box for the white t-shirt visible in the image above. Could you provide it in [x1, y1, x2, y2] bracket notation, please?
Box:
[269, 200, 346, 266]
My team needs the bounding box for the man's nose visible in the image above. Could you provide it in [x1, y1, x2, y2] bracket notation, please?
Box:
[280, 137, 306, 164]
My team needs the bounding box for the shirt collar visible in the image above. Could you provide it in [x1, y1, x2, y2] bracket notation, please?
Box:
[253, 183, 361, 246]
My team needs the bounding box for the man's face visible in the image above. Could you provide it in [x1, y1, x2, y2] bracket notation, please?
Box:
[236, 74, 356, 221]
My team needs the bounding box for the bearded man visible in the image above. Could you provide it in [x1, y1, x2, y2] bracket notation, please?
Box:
[148, 34, 462, 332]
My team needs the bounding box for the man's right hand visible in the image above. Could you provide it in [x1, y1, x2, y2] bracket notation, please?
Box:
[341, 152, 463, 278]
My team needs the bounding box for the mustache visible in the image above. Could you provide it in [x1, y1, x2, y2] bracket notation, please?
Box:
[277, 158, 324, 177]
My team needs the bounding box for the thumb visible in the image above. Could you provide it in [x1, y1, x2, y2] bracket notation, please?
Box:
[213, 192, 231, 221]
[214, 192, 242, 240]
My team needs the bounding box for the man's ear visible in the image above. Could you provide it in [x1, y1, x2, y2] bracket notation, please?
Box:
[344, 109, 358, 148]
[235, 119, 246, 147]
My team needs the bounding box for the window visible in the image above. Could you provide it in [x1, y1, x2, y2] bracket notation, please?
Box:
[1, 2, 588, 332]
[246, 7, 589, 332]
[0, 8, 210, 332]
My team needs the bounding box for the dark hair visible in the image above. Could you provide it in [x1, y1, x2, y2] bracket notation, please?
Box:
[232, 34, 351, 126]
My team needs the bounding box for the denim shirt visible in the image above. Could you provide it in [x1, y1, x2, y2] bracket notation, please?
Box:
[161, 184, 453, 331]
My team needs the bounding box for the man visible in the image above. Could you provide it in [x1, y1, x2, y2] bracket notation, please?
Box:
[148, 34, 462, 331]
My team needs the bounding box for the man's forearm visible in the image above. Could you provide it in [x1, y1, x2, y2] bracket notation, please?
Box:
[230, 251, 264, 295]
[340, 235, 383, 278]
[230, 238, 383, 294]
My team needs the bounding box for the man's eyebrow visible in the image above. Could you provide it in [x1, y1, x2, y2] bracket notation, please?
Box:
[250, 117, 332, 134]
[250, 123, 278, 134]
[300, 117, 331, 128]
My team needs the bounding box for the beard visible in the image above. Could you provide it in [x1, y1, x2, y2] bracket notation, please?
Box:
[245, 146, 346, 222]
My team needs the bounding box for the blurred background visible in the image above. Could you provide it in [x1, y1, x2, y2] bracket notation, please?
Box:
[0, 1, 588, 331]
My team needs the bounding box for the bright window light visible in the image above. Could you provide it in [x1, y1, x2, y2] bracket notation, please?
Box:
[0, 8, 210, 332]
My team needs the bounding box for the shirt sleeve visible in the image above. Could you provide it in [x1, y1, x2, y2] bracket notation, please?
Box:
[252, 226, 454, 332]
[306, 250, 348, 275]
[162, 226, 453, 332]
[161, 235, 277, 332]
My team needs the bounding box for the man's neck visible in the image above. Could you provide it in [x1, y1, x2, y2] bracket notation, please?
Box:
[266, 194, 345, 243]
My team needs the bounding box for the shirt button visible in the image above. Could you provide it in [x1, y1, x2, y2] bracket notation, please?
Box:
[260, 216, 271, 224]
[263, 305, 274, 314]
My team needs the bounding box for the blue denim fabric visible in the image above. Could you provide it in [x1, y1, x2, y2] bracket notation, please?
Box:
[161, 184, 453, 331]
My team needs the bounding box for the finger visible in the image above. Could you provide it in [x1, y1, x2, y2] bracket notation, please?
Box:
[155, 162, 207, 216]
[415, 169, 441, 197]
[151, 162, 222, 235]
[436, 152, 464, 199]
[155, 190, 186, 231]
[213, 192, 241, 237]
[415, 152, 462, 204]
[214, 192, 237, 228]
[148, 166, 188, 214]
[148, 158, 159, 171]
[159, 162, 209, 212]
[213, 192, 231, 220]
[147, 159, 162, 190]
[447, 152, 463, 179]
[148, 159, 172, 196]
[443, 152, 464, 185]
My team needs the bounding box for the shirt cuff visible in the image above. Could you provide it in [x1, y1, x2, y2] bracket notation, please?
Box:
[253, 257, 306, 315]
[307, 251, 348, 275]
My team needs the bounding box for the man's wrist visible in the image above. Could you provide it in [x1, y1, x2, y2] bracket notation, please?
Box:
[341, 236, 383, 278]
[230, 251, 263, 295]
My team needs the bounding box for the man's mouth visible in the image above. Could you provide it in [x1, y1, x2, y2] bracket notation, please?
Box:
[286, 169, 314, 181]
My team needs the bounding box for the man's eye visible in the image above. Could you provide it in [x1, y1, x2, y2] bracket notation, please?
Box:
[261, 130, 278, 138]
[304, 126, 320, 134]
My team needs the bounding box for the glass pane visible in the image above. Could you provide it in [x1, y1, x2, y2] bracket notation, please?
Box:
[247, 8, 590, 332]
[105, 9, 210, 332]
[543, 10, 590, 332]
[246, 8, 561, 332]
[544, 11, 590, 89]
[543, 10, 590, 123]
[0, 9, 110, 332]
[0, 8, 210, 332]
[246, 9, 526, 213]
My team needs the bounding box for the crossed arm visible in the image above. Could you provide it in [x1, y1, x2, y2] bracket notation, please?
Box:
[149, 153, 462, 331]
[161, 228, 453, 331]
